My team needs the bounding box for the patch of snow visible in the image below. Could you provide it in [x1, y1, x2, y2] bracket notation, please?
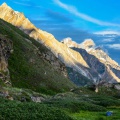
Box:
[86, 47, 94, 52]
[15, 11, 19, 14]
[100, 58, 106, 61]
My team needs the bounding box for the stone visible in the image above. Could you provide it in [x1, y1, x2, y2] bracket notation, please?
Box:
[31, 96, 45, 102]
[114, 84, 120, 90]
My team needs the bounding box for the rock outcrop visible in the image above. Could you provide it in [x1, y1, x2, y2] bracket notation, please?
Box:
[0, 34, 13, 86]
[34, 47, 68, 78]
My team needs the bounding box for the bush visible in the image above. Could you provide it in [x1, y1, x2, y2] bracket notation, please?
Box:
[90, 96, 120, 107]
[0, 97, 73, 120]
[44, 98, 106, 113]
[97, 99, 120, 107]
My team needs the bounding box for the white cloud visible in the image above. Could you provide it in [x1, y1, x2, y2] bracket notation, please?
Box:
[13, 1, 43, 8]
[94, 30, 120, 35]
[21, 0, 30, 1]
[102, 38, 114, 43]
[107, 44, 120, 50]
[13, 2, 31, 6]
[53, 0, 120, 27]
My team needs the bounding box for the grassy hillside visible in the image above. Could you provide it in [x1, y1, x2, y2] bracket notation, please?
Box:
[0, 18, 75, 94]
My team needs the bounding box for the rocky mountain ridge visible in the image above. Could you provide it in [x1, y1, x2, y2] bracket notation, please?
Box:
[0, 3, 120, 85]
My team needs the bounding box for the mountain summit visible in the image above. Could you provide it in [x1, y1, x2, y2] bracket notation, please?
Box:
[61, 37, 79, 48]
[61, 38, 95, 49]
[81, 39, 95, 49]
[0, 3, 120, 85]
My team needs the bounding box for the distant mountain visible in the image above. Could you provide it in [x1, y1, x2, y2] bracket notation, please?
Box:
[0, 3, 120, 87]
[62, 37, 120, 84]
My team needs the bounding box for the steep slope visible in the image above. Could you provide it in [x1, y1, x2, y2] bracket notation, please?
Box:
[63, 38, 120, 83]
[72, 48, 116, 84]
[86, 47, 120, 83]
[0, 3, 89, 79]
[0, 18, 76, 94]
[81, 39, 120, 83]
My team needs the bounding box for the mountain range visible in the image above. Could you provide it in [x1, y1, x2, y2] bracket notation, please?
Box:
[0, 2, 120, 91]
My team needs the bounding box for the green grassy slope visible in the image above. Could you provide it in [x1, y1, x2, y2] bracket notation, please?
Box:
[0, 19, 75, 94]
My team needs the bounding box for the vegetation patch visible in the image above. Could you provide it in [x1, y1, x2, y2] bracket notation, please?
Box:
[0, 97, 73, 120]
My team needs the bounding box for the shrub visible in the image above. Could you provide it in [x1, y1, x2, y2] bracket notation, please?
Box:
[0, 97, 73, 120]
[90, 96, 120, 107]
[44, 98, 106, 113]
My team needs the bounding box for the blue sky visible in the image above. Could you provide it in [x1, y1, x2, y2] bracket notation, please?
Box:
[1, 0, 120, 38]
[0, 0, 120, 64]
